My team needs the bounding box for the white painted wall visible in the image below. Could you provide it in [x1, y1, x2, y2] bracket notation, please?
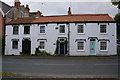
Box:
[69, 23, 117, 56]
[5, 22, 117, 56]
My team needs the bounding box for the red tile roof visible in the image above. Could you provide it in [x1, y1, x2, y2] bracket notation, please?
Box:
[7, 14, 115, 24]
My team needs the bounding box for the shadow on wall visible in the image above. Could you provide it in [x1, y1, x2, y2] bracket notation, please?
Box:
[117, 46, 120, 56]
[0, 37, 2, 56]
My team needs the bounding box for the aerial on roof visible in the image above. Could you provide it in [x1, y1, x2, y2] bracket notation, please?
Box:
[7, 14, 115, 25]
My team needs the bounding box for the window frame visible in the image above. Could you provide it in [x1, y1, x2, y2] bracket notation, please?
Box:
[59, 24, 66, 34]
[99, 24, 107, 34]
[77, 24, 85, 34]
[99, 41, 108, 51]
[12, 40, 18, 49]
[39, 41, 46, 51]
[40, 25, 46, 34]
[13, 25, 19, 35]
[24, 25, 30, 34]
[77, 41, 85, 51]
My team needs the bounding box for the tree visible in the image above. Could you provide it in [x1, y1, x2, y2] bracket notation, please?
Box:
[115, 13, 120, 39]
[111, 0, 120, 9]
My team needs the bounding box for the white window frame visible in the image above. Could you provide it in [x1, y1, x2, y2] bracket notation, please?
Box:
[24, 25, 30, 35]
[39, 41, 46, 51]
[39, 25, 46, 34]
[99, 41, 108, 51]
[59, 24, 66, 34]
[77, 24, 85, 34]
[12, 40, 18, 49]
[77, 41, 85, 51]
[99, 23, 108, 35]
[13, 25, 19, 35]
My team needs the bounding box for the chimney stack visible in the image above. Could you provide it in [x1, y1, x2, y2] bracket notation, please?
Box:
[14, 0, 21, 8]
[68, 7, 71, 16]
[25, 4, 30, 14]
[36, 11, 42, 17]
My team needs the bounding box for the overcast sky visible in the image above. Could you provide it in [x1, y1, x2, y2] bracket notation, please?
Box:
[1, 0, 118, 17]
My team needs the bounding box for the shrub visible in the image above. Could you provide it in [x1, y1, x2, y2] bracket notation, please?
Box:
[35, 48, 51, 56]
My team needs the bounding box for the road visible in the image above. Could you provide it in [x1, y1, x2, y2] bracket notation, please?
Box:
[2, 56, 119, 78]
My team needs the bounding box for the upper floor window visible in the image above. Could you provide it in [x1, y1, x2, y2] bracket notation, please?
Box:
[40, 26, 45, 33]
[59, 25, 65, 33]
[24, 26, 30, 34]
[13, 26, 19, 34]
[77, 41, 85, 51]
[100, 41, 108, 51]
[12, 40, 18, 49]
[77, 25, 84, 34]
[100, 25, 107, 34]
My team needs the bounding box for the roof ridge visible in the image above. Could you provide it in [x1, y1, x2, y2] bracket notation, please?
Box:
[71, 14, 108, 16]
[7, 14, 114, 25]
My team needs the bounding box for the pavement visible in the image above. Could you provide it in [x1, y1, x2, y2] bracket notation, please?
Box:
[2, 56, 119, 79]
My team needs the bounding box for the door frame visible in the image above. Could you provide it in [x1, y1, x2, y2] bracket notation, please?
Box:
[89, 39, 96, 55]
[57, 37, 67, 55]
[22, 38, 31, 55]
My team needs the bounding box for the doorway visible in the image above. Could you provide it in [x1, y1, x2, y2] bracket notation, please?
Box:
[58, 38, 67, 55]
[90, 39, 96, 55]
[22, 39, 31, 55]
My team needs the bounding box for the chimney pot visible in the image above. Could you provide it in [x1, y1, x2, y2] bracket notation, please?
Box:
[68, 7, 71, 16]
[36, 11, 42, 17]
[14, 0, 21, 8]
[25, 4, 30, 14]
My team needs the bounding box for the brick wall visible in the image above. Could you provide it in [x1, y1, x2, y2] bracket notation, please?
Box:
[0, 12, 4, 37]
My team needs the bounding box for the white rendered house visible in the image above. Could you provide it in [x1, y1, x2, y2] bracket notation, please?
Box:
[5, 8, 117, 56]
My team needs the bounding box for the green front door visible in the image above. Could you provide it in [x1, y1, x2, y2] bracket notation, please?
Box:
[90, 39, 96, 55]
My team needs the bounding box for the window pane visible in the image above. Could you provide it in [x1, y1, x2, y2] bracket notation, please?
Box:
[77, 42, 84, 50]
[60, 25, 65, 33]
[13, 26, 19, 34]
[78, 25, 84, 33]
[40, 26, 45, 33]
[100, 25, 106, 33]
[12, 41, 18, 49]
[39, 41, 45, 49]
[100, 42, 107, 50]
[24, 26, 30, 34]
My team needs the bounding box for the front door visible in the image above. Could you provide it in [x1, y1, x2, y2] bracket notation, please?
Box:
[90, 39, 96, 55]
[22, 39, 31, 55]
[60, 42, 64, 55]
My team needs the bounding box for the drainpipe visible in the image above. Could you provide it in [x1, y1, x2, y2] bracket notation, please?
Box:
[67, 23, 70, 56]
[3, 15, 6, 55]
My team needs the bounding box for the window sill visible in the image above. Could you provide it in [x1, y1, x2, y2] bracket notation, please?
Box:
[100, 33, 108, 35]
[100, 50, 108, 52]
[77, 50, 85, 52]
[39, 49, 46, 51]
[77, 33, 85, 35]
[58, 33, 66, 35]
[39, 33, 46, 35]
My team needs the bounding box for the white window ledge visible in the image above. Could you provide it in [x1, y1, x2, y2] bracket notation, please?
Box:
[58, 33, 66, 35]
[39, 33, 46, 35]
[77, 33, 85, 35]
[77, 50, 85, 52]
[100, 33, 108, 35]
[100, 50, 108, 52]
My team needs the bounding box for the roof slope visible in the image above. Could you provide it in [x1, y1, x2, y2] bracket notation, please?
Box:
[0, 1, 11, 14]
[7, 14, 115, 25]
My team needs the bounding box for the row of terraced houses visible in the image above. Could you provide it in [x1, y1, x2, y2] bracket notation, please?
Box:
[1, 0, 117, 56]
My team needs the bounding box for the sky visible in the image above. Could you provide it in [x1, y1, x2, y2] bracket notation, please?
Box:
[1, 0, 118, 17]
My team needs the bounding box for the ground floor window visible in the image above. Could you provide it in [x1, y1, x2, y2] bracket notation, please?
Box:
[77, 41, 85, 51]
[39, 41, 45, 50]
[12, 40, 18, 49]
[100, 41, 107, 51]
